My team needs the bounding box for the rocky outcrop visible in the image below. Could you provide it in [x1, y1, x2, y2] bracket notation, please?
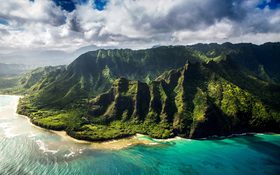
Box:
[87, 62, 280, 139]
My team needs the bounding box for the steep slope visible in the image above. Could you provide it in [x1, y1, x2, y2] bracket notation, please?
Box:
[0, 66, 65, 94]
[17, 43, 280, 140]
[18, 61, 280, 140]
[0, 63, 32, 92]
[79, 61, 279, 139]
[29, 47, 198, 107]
[25, 43, 280, 108]
[190, 42, 280, 83]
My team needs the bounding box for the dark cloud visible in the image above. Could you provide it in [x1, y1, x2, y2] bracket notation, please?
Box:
[0, 0, 279, 52]
[69, 14, 83, 32]
[129, 0, 247, 34]
[0, 29, 9, 35]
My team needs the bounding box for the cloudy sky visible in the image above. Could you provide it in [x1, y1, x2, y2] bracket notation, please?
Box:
[0, 0, 280, 52]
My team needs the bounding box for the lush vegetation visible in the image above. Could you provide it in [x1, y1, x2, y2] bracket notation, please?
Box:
[15, 43, 280, 141]
[0, 66, 65, 94]
[0, 63, 31, 94]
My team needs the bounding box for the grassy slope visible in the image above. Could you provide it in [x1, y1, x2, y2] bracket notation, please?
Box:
[15, 43, 280, 141]
[18, 43, 280, 109]
[0, 66, 66, 95]
[17, 61, 280, 141]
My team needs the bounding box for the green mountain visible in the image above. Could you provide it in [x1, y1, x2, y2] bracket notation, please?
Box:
[0, 65, 65, 94]
[21, 43, 280, 109]
[17, 43, 280, 140]
[190, 42, 280, 83]
[0, 63, 31, 92]
[82, 61, 279, 139]
[25, 47, 195, 107]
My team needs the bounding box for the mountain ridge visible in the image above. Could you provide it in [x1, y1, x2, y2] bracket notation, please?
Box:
[20, 42, 280, 109]
[14, 42, 280, 141]
[17, 57, 280, 140]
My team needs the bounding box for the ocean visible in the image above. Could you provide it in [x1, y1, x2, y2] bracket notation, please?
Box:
[0, 95, 279, 175]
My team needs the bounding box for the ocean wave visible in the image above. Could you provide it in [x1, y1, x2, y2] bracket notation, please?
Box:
[256, 133, 264, 136]
[35, 140, 59, 154]
[78, 149, 84, 154]
[153, 136, 188, 142]
[0, 122, 20, 138]
[64, 150, 75, 158]
[28, 132, 37, 138]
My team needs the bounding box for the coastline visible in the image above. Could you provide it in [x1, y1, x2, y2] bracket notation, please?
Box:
[51, 130, 158, 150]
[4, 94, 278, 150]
[21, 112, 279, 150]
[18, 112, 159, 150]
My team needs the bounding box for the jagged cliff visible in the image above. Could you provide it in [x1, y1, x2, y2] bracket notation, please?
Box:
[76, 62, 279, 140]
[18, 61, 278, 140]
[17, 43, 280, 141]
[18, 43, 280, 108]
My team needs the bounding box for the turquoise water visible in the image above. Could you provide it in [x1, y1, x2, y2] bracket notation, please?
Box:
[0, 95, 280, 175]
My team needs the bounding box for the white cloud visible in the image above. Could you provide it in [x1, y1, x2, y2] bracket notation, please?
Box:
[0, 0, 279, 53]
[172, 19, 233, 44]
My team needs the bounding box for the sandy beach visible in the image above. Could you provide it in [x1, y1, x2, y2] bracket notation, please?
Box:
[3, 95, 178, 150]
[50, 130, 159, 150]
[18, 109, 158, 150]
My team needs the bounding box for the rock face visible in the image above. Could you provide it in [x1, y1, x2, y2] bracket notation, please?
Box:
[86, 61, 280, 139]
[22, 43, 280, 108]
[17, 43, 280, 141]
[28, 47, 192, 107]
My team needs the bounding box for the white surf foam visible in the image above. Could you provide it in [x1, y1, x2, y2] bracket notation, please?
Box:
[64, 150, 75, 158]
[35, 140, 59, 154]
[0, 122, 20, 138]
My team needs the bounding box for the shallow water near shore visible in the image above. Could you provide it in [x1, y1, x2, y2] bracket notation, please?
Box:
[0, 95, 280, 175]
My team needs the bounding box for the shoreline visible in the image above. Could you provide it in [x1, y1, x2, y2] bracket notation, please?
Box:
[17, 109, 279, 150]
[18, 113, 159, 150]
[4, 94, 279, 150]
[1, 95, 158, 150]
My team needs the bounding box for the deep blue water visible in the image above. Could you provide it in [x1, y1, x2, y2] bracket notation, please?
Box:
[0, 95, 280, 175]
